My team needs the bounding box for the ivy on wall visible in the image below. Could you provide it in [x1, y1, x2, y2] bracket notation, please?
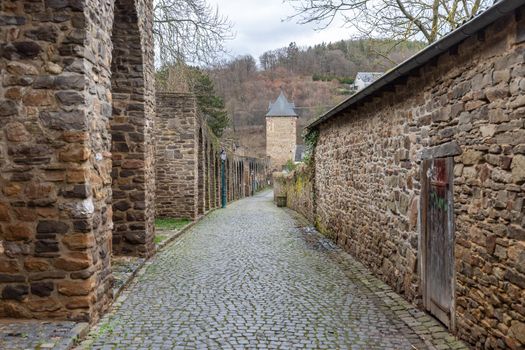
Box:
[303, 129, 319, 166]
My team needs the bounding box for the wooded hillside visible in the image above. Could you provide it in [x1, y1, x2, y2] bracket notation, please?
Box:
[211, 39, 424, 157]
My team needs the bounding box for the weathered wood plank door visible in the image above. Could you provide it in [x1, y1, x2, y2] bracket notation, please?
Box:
[421, 157, 455, 328]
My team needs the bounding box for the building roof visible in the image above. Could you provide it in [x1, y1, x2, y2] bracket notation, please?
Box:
[266, 91, 298, 117]
[307, 0, 523, 129]
[355, 72, 383, 83]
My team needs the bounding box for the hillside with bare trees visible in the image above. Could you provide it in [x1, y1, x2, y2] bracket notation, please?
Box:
[209, 39, 423, 156]
[208, 38, 424, 157]
[215, 65, 341, 157]
[155, 39, 424, 157]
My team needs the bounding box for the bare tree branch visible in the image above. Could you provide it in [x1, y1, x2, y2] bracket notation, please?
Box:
[154, 0, 235, 65]
[285, 0, 493, 45]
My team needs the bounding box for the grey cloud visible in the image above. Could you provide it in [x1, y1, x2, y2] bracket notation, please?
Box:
[216, 0, 354, 60]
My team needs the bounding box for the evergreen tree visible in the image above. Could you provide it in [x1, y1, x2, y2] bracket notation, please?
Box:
[191, 69, 230, 137]
[155, 64, 230, 137]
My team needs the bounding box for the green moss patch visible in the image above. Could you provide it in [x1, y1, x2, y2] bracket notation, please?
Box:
[155, 218, 191, 231]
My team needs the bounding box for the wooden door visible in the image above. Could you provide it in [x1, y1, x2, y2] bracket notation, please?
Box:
[421, 157, 455, 328]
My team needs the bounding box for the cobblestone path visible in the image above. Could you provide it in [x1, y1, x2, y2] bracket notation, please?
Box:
[81, 191, 466, 350]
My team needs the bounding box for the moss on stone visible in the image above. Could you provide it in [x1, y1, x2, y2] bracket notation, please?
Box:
[155, 218, 191, 231]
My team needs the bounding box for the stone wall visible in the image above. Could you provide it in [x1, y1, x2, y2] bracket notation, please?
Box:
[0, 0, 154, 322]
[0, 0, 116, 321]
[273, 165, 315, 222]
[242, 157, 269, 196]
[312, 8, 525, 348]
[197, 127, 205, 215]
[155, 93, 198, 219]
[110, 0, 156, 258]
[266, 116, 297, 171]
[155, 93, 270, 220]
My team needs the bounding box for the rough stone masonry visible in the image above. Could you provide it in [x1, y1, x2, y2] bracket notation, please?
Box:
[0, 0, 155, 322]
[110, 0, 156, 258]
[155, 92, 270, 220]
[308, 5, 525, 349]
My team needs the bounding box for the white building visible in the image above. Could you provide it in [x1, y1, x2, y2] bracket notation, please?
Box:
[353, 72, 383, 91]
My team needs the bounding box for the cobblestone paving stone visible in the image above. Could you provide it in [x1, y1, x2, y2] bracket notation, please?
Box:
[154, 222, 193, 251]
[80, 191, 468, 350]
[112, 257, 146, 297]
[0, 320, 86, 350]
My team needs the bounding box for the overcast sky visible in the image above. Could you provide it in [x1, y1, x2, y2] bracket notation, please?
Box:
[215, 0, 354, 61]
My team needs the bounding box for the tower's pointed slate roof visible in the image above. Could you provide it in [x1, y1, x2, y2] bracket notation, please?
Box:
[266, 91, 298, 117]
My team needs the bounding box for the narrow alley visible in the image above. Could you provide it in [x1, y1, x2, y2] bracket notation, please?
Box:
[80, 191, 466, 350]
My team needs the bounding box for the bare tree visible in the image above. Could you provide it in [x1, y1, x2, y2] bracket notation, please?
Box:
[285, 0, 492, 44]
[154, 0, 235, 65]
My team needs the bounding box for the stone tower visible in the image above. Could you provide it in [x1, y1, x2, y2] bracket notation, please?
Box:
[265, 91, 298, 171]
